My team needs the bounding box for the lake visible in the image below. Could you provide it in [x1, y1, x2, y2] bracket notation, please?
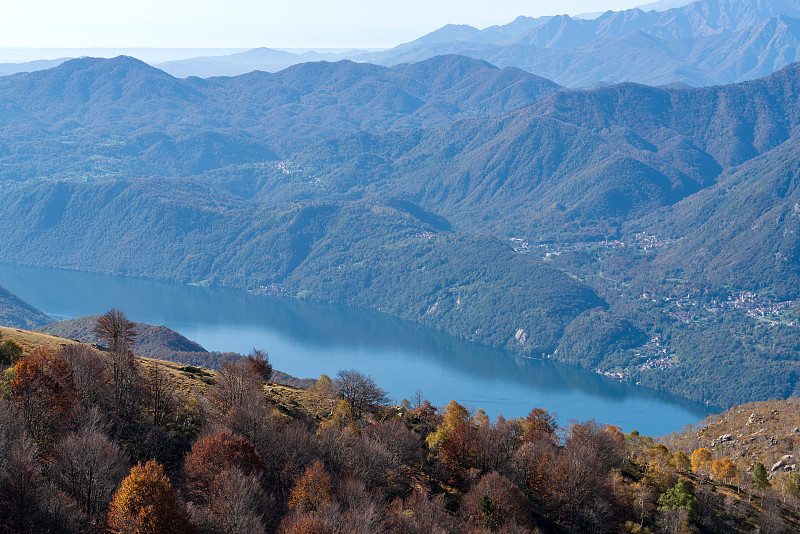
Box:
[0, 263, 715, 435]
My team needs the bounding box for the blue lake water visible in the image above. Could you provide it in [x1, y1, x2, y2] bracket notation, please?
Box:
[0, 263, 715, 436]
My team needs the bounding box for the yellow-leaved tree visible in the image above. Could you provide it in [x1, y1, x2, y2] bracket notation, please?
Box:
[106, 460, 192, 534]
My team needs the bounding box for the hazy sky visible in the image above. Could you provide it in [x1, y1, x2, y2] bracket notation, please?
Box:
[1, 0, 652, 49]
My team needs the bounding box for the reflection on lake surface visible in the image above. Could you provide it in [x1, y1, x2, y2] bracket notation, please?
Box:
[0, 263, 715, 435]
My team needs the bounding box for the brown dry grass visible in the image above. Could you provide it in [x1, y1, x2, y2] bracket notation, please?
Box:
[1, 324, 304, 413]
[0, 325, 80, 353]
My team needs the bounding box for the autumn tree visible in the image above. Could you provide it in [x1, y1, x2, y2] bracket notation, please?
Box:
[245, 348, 272, 382]
[305, 374, 337, 418]
[426, 399, 470, 449]
[106, 460, 191, 534]
[690, 448, 712, 479]
[94, 309, 137, 354]
[644, 444, 677, 492]
[512, 436, 557, 496]
[10, 347, 78, 443]
[333, 369, 389, 418]
[184, 429, 264, 502]
[280, 513, 335, 534]
[288, 460, 334, 513]
[672, 451, 691, 473]
[520, 408, 558, 442]
[439, 421, 479, 488]
[711, 458, 737, 485]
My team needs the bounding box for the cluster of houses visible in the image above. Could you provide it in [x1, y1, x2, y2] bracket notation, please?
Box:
[512, 232, 672, 256]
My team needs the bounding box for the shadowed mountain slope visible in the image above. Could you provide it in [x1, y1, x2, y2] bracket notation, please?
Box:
[0, 285, 52, 329]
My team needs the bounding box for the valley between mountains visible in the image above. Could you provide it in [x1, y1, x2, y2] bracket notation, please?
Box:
[1, 52, 799, 408]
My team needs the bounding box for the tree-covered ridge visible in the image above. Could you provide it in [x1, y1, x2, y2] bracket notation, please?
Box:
[0, 284, 51, 329]
[0, 322, 798, 534]
[285, 61, 800, 239]
[0, 179, 603, 357]
[0, 54, 559, 182]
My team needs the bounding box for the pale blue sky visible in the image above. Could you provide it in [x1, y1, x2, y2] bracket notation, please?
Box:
[1, 0, 653, 49]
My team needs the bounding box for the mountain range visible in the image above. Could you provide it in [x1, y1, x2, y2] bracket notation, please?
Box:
[142, 0, 800, 88]
[4, 0, 800, 88]
[0, 55, 558, 181]
[1, 52, 800, 406]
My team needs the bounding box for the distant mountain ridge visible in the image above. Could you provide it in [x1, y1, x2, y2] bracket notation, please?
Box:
[3, 0, 799, 87]
[114, 0, 800, 87]
[0, 55, 559, 181]
[348, 0, 800, 86]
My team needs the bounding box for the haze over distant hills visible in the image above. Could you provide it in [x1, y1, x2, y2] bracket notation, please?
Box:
[349, 0, 800, 86]
[138, 0, 800, 87]
[5, 0, 800, 87]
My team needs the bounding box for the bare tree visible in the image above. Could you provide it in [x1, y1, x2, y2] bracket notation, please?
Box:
[93, 309, 137, 355]
[333, 369, 390, 418]
[190, 467, 271, 534]
[208, 358, 264, 416]
[58, 345, 110, 407]
[144, 361, 176, 426]
[51, 428, 129, 520]
[94, 310, 138, 412]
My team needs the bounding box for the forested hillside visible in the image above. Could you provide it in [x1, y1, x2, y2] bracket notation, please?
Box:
[0, 284, 52, 329]
[0, 322, 798, 534]
[0, 181, 603, 356]
[0, 54, 558, 181]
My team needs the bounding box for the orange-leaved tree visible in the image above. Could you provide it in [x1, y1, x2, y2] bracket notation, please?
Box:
[184, 429, 264, 502]
[106, 460, 192, 534]
[10, 347, 78, 442]
[287, 460, 334, 513]
[711, 457, 737, 485]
